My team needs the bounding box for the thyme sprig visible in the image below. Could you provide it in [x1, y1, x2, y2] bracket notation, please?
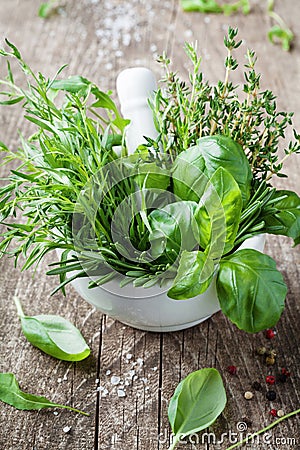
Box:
[151, 27, 300, 181]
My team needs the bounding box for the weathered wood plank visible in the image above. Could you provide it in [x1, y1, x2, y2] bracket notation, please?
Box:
[0, 1, 299, 450]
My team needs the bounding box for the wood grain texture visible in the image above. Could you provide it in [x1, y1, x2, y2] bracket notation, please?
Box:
[0, 1, 299, 449]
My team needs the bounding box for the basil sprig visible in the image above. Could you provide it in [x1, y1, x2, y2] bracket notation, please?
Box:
[0, 373, 88, 415]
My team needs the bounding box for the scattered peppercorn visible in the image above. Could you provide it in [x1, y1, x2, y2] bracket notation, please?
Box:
[277, 410, 285, 418]
[277, 373, 287, 383]
[270, 409, 277, 417]
[266, 355, 276, 366]
[266, 329, 276, 339]
[281, 368, 291, 377]
[266, 390, 277, 401]
[227, 365, 237, 375]
[266, 375, 276, 385]
[252, 381, 262, 391]
[244, 391, 254, 400]
[256, 346, 267, 355]
[268, 349, 277, 357]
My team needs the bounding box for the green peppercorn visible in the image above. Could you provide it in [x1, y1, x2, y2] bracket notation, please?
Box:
[256, 346, 267, 355]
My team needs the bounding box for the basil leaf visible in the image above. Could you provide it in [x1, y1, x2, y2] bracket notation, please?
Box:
[216, 249, 287, 333]
[149, 201, 198, 261]
[195, 167, 242, 255]
[173, 135, 252, 206]
[0, 373, 88, 415]
[263, 190, 300, 245]
[168, 250, 214, 299]
[15, 298, 90, 361]
[168, 368, 226, 442]
[172, 145, 207, 202]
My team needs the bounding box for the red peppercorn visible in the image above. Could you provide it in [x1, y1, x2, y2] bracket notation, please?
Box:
[227, 365, 237, 375]
[266, 375, 276, 385]
[281, 368, 291, 377]
[270, 409, 277, 417]
[266, 329, 276, 339]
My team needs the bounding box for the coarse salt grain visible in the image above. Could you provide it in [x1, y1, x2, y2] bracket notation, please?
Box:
[126, 353, 133, 360]
[111, 375, 121, 385]
[63, 426, 72, 434]
[117, 389, 126, 397]
[106, 370, 111, 376]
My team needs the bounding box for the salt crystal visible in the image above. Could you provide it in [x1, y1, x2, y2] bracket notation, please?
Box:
[111, 375, 121, 385]
[126, 353, 133, 360]
[125, 380, 130, 386]
[106, 370, 111, 376]
[57, 378, 62, 383]
[101, 388, 109, 397]
[53, 411, 59, 416]
[105, 63, 113, 71]
[133, 375, 138, 381]
[117, 389, 126, 397]
[95, 378, 100, 384]
[184, 29, 193, 38]
[136, 358, 143, 366]
[141, 377, 148, 384]
[63, 426, 72, 434]
[152, 366, 158, 371]
[97, 385, 105, 392]
[122, 33, 131, 46]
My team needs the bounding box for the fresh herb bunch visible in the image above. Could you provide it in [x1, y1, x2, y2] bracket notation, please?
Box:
[0, 30, 299, 334]
[151, 27, 300, 180]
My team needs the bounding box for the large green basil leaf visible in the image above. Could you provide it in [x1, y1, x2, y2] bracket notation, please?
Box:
[172, 135, 252, 206]
[168, 368, 227, 440]
[195, 167, 242, 256]
[172, 145, 208, 202]
[216, 249, 287, 333]
[263, 190, 300, 246]
[19, 314, 91, 361]
[148, 201, 198, 262]
[168, 250, 214, 299]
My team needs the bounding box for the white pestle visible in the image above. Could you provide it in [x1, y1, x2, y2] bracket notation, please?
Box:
[116, 67, 159, 154]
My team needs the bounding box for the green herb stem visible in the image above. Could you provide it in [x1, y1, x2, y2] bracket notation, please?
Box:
[54, 403, 90, 416]
[226, 408, 300, 450]
[13, 296, 25, 318]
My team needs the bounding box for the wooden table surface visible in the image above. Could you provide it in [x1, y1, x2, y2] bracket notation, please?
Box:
[0, 1, 299, 449]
